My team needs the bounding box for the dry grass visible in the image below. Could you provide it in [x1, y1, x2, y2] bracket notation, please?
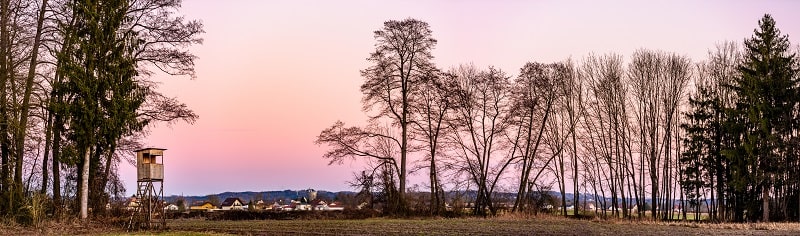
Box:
[0, 219, 126, 235]
[655, 221, 800, 231]
[4, 216, 800, 235]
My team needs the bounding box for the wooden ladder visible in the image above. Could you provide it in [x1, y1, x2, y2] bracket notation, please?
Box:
[126, 199, 142, 231]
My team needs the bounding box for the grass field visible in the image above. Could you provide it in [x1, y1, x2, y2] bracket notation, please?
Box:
[160, 216, 800, 235]
[6, 216, 800, 235]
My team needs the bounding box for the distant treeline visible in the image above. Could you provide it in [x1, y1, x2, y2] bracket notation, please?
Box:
[317, 14, 800, 222]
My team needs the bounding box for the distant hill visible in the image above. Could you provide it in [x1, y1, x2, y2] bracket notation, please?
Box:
[163, 189, 686, 208]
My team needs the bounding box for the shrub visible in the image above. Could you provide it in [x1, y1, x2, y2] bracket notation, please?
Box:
[16, 193, 48, 226]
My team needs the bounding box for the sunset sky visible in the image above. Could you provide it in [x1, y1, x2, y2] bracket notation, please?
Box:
[120, 0, 800, 196]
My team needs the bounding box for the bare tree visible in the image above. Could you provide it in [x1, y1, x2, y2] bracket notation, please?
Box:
[581, 53, 628, 218]
[0, 0, 52, 213]
[125, 0, 204, 78]
[409, 70, 455, 214]
[448, 64, 511, 216]
[360, 18, 437, 204]
[626, 49, 691, 220]
[659, 53, 691, 220]
[509, 62, 554, 213]
[628, 49, 664, 219]
[547, 59, 583, 217]
[318, 18, 437, 213]
[315, 122, 405, 211]
[14, 0, 48, 209]
[565, 60, 586, 217]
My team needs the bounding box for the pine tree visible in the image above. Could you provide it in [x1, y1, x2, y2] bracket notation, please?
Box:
[681, 84, 714, 220]
[726, 14, 798, 222]
[57, 0, 145, 219]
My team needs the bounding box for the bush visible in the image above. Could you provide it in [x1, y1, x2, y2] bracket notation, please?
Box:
[16, 193, 48, 226]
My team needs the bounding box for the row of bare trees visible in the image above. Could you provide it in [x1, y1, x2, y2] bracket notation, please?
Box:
[0, 0, 201, 223]
[318, 16, 800, 222]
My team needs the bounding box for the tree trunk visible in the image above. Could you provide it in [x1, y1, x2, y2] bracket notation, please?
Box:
[429, 160, 436, 214]
[15, 0, 48, 204]
[88, 145, 104, 213]
[40, 112, 52, 194]
[50, 5, 78, 212]
[429, 142, 440, 214]
[102, 145, 115, 191]
[0, 0, 10, 213]
[399, 121, 407, 209]
[399, 81, 408, 209]
[558, 152, 567, 217]
[515, 100, 552, 212]
[97, 143, 117, 211]
[52, 114, 62, 210]
[763, 182, 770, 222]
[572, 126, 579, 217]
[80, 147, 90, 220]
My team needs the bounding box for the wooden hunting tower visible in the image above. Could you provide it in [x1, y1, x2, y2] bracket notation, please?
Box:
[137, 148, 165, 181]
[128, 148, 167, 231]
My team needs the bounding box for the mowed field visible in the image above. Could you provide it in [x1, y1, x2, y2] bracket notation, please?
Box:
[6, 216, 800, 235]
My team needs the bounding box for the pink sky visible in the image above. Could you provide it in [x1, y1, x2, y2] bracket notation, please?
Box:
[120, 0, 800, 196]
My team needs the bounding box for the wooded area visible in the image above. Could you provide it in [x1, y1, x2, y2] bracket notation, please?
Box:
[317, 14, 800, 222]
[0, 0, 200, 224]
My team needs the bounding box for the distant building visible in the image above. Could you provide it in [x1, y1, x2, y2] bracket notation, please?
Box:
[221, 197, 245, 210]
[294, 203, 312, 211]
[164, 204, 179, 211]
[270, 202, 282, 210]
[126, 196, 140, 211]
[190, 201, 216, 211]
[254, 200, 268, 210]
[312, 200, 344, 211]
[307, 189, 317, 201]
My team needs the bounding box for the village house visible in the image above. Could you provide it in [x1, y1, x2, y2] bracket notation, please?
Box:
[292, 201, 312, 211]
[270, 202, 283, 210]
[312, 200, 344, 211]
[253, 200, 269, 210]
[585, 203, 596, 211]
[221, 197, 245, 210]
[126, 197, 140, 211]
[190, 201, 216, 212]
[164, 204, 179, 211]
